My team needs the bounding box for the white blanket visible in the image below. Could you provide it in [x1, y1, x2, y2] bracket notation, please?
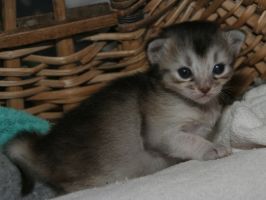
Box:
[55, 149, 266, 200]
[55, 84, 266, 200]
[215, 84, 266, 149]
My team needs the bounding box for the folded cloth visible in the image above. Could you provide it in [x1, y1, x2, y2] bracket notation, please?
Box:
[215, 84, 266, 149]
[0, 107, 50, 148]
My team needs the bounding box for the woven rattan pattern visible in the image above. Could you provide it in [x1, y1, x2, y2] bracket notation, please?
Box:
[0, 0, 265, 120]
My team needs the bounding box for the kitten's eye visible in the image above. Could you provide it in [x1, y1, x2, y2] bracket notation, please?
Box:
[177, 67, 192, 80]
[213, 63, 225, 75]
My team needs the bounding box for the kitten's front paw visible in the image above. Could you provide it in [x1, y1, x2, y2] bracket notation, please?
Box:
[202, 144, 232, 161]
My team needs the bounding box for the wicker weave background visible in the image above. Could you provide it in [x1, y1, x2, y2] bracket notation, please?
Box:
[0, 0, 266, 121]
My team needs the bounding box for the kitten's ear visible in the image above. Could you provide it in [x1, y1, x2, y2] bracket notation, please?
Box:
[147, 38, 166, 64]
[223, 30, 246, 56]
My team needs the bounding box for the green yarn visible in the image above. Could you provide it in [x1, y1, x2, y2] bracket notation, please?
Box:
[0, 107, 50, 148]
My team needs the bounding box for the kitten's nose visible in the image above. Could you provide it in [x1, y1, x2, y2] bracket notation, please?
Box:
[199, 87, 211, 94]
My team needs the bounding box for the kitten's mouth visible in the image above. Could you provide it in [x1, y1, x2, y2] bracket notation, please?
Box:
[197, 94, 213, 104]
[200, 93, 211, 98]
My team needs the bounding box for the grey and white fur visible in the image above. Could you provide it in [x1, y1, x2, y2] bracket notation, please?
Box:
[5, 21, 245, 195]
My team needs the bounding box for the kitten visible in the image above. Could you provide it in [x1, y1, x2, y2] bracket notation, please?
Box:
[5, 21, 245, 195]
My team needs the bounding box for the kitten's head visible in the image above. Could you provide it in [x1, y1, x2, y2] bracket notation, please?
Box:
[147, 21, 245, 104]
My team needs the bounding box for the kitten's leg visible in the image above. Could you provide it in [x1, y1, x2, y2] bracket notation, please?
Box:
[160, 132, 231, 161]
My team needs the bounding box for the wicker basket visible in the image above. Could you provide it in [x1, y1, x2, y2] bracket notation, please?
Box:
[0, 0, 266, 121]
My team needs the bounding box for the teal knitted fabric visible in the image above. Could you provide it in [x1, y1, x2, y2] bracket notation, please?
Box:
[0, 107, 50, 148]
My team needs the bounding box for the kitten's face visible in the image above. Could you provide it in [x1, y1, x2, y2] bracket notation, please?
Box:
[160, 43, 233, 104]
[147, 21, 245, 104]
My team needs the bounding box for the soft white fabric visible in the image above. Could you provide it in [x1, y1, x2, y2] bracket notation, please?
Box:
[55, 149, 266, 200]
[54, 84, 266, 200]
[215, 84, 266, 149]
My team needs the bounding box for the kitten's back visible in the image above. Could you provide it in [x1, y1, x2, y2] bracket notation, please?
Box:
[4, 72, 158, 194]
